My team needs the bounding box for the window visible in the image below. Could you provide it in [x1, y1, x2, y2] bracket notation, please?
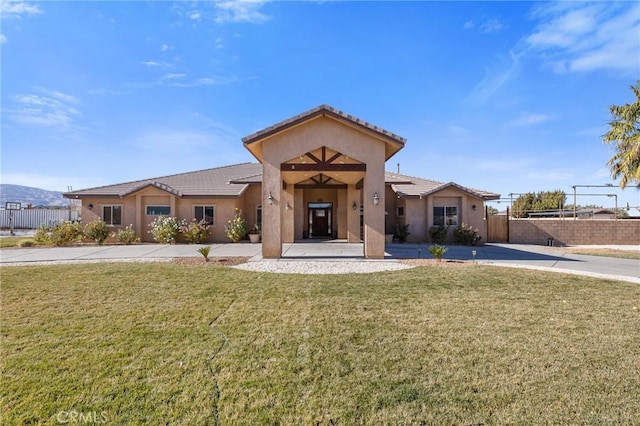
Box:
[146, 205, 170, 216]
[102, 205, 122, 226]
[396, 206, 405, 217]
[256, 205, 262, 228]
[433, 206, 458, 226]
[194, 205, 215, 225]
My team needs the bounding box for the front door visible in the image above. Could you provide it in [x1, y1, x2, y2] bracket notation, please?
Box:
[308, 202, 332, 238]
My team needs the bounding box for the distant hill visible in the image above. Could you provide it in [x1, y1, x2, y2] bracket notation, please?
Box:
[0, 184, 71, 207]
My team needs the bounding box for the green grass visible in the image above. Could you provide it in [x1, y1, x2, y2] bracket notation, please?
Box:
[0, 237, 36, 248]
[2, 263, 639, 424]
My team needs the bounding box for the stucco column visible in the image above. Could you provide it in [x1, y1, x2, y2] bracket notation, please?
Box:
[282, 183, 294, 243]
[347, 184, 360, 242]
[135, 194, 142, 239]
[363, 161, 385, 259]
[262, 157, 282, 258]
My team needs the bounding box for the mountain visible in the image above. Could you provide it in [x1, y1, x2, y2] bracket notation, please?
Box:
[0, 184, 71, 207]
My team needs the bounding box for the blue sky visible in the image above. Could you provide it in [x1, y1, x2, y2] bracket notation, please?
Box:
[1, 0, 639, 210]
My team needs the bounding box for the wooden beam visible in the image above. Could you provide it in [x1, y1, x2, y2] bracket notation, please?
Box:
[281, 163, 366, 172]
[326, 152, 343, 164]
[306, 151, 322, 164]
[295, 183, 348, 189]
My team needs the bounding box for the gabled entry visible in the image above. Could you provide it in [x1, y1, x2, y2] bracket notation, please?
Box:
[242, 104, 406, 259]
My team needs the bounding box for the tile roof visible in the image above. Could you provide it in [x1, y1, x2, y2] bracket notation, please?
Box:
[63, 163, 499, 200]
[242, 104, 407, 146]
[63, 163, 263, 198]
[386, 172, 500, 200]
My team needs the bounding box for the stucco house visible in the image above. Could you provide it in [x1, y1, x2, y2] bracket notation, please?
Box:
[64, 105, 499, 258]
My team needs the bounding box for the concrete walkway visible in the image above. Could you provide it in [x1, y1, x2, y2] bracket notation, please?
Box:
[0, 241, 638, 283]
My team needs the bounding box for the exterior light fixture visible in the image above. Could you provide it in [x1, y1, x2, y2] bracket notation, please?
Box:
[352, 201, 357, 211]
[88, 204, 93, 210]
[472, 204, 477, 211]
[267, 191, 274, 205]
[373, 192, 380, 206]
[286, 201, 291, 210]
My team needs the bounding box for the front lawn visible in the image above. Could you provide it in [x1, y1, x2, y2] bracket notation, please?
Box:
[2, 263, 638, 424]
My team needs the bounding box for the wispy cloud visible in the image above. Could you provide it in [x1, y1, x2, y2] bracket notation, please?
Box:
[510, 113, 555, 126]
[6, 88, 80, 128]
[214, 0, 270, 23]
[480, 18, 504, 34]
[0, 33, 6, 43]
[161, 44, 171, 51]
[526, 2, 640, 74]
[169, 75, 239, 87]
[161, 73, 186, 80]
[463, 17, 505, 33]
[0, 0, 43, 19]
[174, 0, 270, 24]
[465, 50, 520, 105]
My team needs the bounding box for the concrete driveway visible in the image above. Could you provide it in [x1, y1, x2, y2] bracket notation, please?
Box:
[1, 241, 638, 283]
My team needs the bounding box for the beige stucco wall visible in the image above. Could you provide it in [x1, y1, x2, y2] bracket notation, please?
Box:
[259, 116, 388, 258]
[78, 186, 255, 243]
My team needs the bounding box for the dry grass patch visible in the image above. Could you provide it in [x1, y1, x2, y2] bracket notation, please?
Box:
[2, 263, 639, 424]
[563, 247, 640, 260]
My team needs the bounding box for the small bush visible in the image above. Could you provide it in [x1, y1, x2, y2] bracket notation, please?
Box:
[429, 244, 448, 261]
[181, 219, 211, 244]
[197, 246, 211, 262]
[19, 240, 35, 248]
[225, 208, 248, 242]
[84, 220, 110, 245]
[112, 225, 139, 245]
[392, 224, 410, 243]
[453, 223, 481, 246]
[34, 224, 52, 244]
[49, 221, 83, 246]
[429, 225, 449, 244]
[149, 217, 184, 244]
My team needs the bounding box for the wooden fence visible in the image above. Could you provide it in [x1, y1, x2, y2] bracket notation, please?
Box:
[0, 209, 79, 229]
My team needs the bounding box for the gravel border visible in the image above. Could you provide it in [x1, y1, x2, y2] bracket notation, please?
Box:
[232, 260, 415, 274]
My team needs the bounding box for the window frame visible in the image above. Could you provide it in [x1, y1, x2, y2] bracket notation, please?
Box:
[396, 206, 405, 217]
[256, 204, 262, 228]
[102, 205, 123, 226]
[193, 205, 215, 226]
[146, 205, 171, 216]
[433, 206, 459, 226]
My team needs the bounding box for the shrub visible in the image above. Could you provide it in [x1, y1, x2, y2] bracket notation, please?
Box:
[453, 223, 481, 246]
[392, 224, 410, 243]
[112, 225, 139, 245]
[180, 219, 211, 244]
[19, 240, 35, 248]
[34, 223, 52, 244]
[225, 208, 248, 242]
[49, 221, 83, 246]
[148, 217, 184, 244]
[429, 225, 449, 244]
[84, 220, 110, 245]
[429, 244, 448, 261]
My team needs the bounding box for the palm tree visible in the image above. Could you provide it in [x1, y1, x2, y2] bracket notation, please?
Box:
[603, 81, 640, 189]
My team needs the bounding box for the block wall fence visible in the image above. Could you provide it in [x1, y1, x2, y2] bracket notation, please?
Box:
[508, 219, 640, 246]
